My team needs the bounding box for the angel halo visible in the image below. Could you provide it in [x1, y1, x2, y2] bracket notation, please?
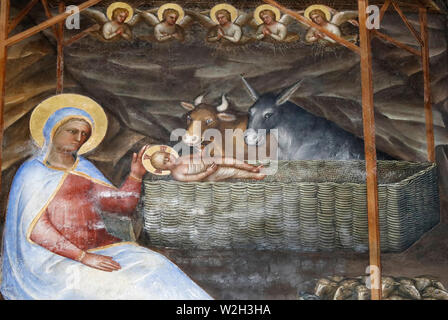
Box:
[157, 3, 185, 24]
[304, 4, 332, 22]
[210, 3, 239, 23]
[106, 1, 134, 22]
[254, 4, 281, 25]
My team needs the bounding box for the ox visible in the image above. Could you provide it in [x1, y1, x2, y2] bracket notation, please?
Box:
[242, 76, 388, 160]
[180, 94, 274, 160]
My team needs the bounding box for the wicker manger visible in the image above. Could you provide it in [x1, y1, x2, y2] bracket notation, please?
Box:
[141, 161, 439, 253]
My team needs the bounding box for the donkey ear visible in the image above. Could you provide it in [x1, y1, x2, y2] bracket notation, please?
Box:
[217, 113, 237, 122]
[181, 102, 195, 111]
[275, 80, 303, 106]
[241, 74, 259, 102]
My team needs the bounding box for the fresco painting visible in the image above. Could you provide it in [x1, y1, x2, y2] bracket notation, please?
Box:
[0, 0, 447, 301]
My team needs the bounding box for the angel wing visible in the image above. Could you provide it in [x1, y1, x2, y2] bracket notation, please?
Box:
[126, 13, 141, 27]
[278, 10, 311, 28]
[179, 10, 197, 29]
[234, 11, 256, 28]
[186, 10, 216, 30]
[278, 14, 297, 26]
[133, 9, 160, 27]
[81, 8, 108, 25]
[331, 10, 359, 26]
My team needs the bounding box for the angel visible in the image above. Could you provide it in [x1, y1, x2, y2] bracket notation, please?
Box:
[303, 4, 359, 45]
[135, 3, 195, 43]
[190, 4, 254, 45]
[82, 2, 141, 42]
[253, 4, 300, 43]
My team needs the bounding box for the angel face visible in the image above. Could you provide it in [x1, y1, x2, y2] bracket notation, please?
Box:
[166, 13, 178, 25]
[216, 10, 231, 26]
[163, 9, 179, 26]
[117, 12, 128, 24]
[310, 10, 327, 25]
[112, 8, 129, 24]
[260, 10, 276, 25]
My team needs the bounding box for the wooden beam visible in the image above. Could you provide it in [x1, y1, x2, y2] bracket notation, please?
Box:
[418, 0, 442, 12]
[391, 0, 424, 47]
[419, 7, 435, 162]
[379, 0, 391, 23]
[397, 1, 423, 10]
[358, 0, 382, 301]
[371, 29, 422, 56]
[40, 0, 59, 39]
[0, 0, 9, 188]
[64, 24, 98, 47]
[262, 0, 361, 54]
[7, 0, 39, 35]
[56, 1, 65, 94]
[5, 0, 102, 47]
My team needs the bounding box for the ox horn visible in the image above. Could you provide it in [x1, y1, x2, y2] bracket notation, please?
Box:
[240, 74, 259, 102]
[216, 94, 229, 112]
[275, 80, 303, 107]
[194, 93, 206, 106]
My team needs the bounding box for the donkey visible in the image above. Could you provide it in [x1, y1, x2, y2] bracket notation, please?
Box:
[242, 76, 376, 160]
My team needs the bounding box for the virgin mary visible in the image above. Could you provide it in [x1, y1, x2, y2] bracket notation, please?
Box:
[0, 94, 212, 300]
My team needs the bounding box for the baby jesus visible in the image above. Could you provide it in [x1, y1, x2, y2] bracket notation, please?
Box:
[143, 145, 266, 182]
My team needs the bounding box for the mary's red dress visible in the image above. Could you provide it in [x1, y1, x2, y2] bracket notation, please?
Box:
[30, 171, 142, 261]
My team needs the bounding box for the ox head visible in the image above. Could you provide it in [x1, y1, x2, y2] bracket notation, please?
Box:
[180, 94, 237, 147]
[241, 75, 303, 146]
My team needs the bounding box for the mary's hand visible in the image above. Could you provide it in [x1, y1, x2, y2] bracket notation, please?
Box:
[81, 253, 121, 272]
[130, 145, 149, 180]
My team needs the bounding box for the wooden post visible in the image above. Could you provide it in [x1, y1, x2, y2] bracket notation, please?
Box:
[57, 1, 65, 94]
[0, 0, 10, 192]
[358, 0, 382, 300]
[379, 0, 391, 22]
[419, 6, 435, 162]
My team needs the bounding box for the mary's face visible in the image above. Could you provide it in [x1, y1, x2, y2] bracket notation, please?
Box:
[52, 119, 91, 153]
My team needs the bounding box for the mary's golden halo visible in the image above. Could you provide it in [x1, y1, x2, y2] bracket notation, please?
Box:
[30, 94, 108, 155]
[107, 2, 134, 23]
[142, 145, 179, 176]
[210, 3, 238, 24]
[157, 3, 185, 23]
[304, 4, 332, 22]
[254, 4, 281, 25]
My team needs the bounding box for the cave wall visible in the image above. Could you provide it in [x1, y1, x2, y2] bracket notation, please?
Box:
[1, 1, 448, 219]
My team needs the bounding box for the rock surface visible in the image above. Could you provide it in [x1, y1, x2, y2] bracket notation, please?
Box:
[298, 274, 448, 300]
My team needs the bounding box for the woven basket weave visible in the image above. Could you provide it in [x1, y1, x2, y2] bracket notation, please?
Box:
[141, 161, 439, 252]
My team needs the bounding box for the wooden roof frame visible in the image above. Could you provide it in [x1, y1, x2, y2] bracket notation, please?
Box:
[0, 0, 439, 300]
